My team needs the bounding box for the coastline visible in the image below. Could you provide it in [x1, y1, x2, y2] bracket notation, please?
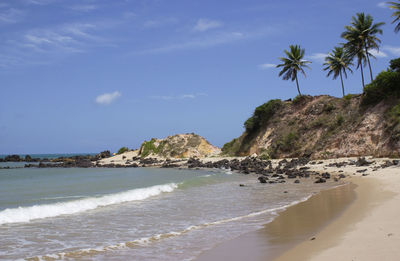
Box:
[275, 163, 400, 261]
[195, 158, 400, 261]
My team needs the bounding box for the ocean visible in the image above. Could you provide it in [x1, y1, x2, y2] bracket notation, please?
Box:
[0, 160, 334, 260]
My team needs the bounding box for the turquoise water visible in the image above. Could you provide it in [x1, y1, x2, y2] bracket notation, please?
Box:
[0, 166, 333, 260]
[0, 153, 96, 159]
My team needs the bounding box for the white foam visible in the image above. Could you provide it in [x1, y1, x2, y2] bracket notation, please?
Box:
[28, 194, 314, 260]
[0, 183, 178, 225]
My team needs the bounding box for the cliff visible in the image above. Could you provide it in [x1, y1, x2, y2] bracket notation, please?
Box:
[138, 133, 221, 159]
[222, 94, 400, 159]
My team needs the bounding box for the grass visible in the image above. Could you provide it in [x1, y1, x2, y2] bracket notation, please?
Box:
[117, 147, 129, 155]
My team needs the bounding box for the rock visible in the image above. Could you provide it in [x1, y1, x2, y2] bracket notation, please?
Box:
[315, 178, 326, 183]
[294, 179, 300, 183]
[356, 169, 368, 173]
[356, 157, 373, 167]
[239, 184, 245, 187]
[258, 176, 268, 183]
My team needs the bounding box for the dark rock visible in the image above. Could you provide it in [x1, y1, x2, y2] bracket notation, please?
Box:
[356, 157, 373, 167]
[315, 178, 326, 183]
[294, 179, 300, 183]
[258, 176, 268, 183]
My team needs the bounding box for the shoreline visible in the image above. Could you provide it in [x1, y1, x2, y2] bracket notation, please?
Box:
[195, 182, 356, 261]
[195, 158, 400, 261]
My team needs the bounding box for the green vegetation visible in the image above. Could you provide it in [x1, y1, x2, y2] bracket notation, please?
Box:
[277, 45, 311, 96]
[389, 1, 400, 32]
[386, 103, 400, 141]
[323, 46, 353, 97]
[117, 147, 129, 155]
[292, 94, 310, 105]
[323, 103, 336, 113]
[341, 13, 384, 87]
[140, 139, 165, 158]
[361, 59, 400, 106]
[244, 99, 282, 133]
[221, 138, 240, 155]
[390, 57, 400, 72]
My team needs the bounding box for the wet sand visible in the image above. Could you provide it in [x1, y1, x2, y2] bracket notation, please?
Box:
[195, 182, 357, 261]
[196, 158, 400, 261]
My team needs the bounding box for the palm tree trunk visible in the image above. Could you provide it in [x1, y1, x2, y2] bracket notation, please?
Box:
[364, 41, 374, 82]
[339, 70, 345, 97]
[295, 74, 302, 96]
[360, 62, 365, 89]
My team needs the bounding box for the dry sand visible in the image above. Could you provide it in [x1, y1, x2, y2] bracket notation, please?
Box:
[196, 157, 400, 261]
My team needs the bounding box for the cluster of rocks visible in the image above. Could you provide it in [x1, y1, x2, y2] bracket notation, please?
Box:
[0, 155, 42, 162]
[186, 157, 341, 185]
[23, 151, 112, 168]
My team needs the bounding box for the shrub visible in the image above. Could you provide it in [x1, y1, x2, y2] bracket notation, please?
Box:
[117, 147, 129, 155]
[343, 94, 355, 101]
[244, 99, 282, 133]
[323, 103, 336, 113]
[386, 103, 400, 141]
[362, 58, 400, 106]
[221, 138, 240, 155]
[390, 57, 400, 72]
[292, 95, 310, 105]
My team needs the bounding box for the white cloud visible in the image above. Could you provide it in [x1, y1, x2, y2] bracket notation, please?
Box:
[306, 53, 327, 63]
[193, 19, 222, 32]
[150, 93, 206, 100]
[95, 91, 121, 105]
[137, 31, 247, 54]
[258, 63, 276, 70]
[383, 45, 400, 56]
[0, 8, 24, 24]
[69, 5, 98, 12]
[143, 17, 178, 28]
[377, 2, 388, 8]
[369, 49, 388, 58]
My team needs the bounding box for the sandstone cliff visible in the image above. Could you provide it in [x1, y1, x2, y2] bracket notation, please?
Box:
[222, 95, 400, 159]
[138, 133, 221, 158]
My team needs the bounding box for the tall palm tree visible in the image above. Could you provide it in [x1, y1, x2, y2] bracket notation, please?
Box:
[323, 46, 353, 97]
[277, 45, 311, 96]
[341, 13, 384, 82]
[389, 1, 400, 32]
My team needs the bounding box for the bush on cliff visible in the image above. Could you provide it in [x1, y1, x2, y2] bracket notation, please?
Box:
[362, 58, 400, 106]
[244, 99, 282, 133]
[117, 147, 129, 155]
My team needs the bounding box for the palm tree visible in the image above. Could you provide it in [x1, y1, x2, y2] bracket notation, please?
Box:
[277, 45, 311, 96]
[389, 1, 400, 32]
[341, 13, 384, 82]
[323, 46, 353, 97]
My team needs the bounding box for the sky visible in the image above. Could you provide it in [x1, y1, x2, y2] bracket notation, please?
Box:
[0, 0, 399, 154]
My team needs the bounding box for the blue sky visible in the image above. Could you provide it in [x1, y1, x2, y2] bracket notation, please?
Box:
[0, 0, 399, 154]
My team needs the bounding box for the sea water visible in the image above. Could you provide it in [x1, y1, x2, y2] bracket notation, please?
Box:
[0, 165, 333, 260]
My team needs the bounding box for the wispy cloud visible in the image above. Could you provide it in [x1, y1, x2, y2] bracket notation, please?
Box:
[24, 0, 59, 5]
[306, 53, 327, 63]
[69, 4, 98, 12]
[377, 2, 389, 8]
[383, 45, 400, 56]
[150, 93, 207, 100]
[193, 18, 222, 32]
[0, 8, 25, 24]
[369, 49, 388, 58]
[22, 23, 99, 53]
[143, 17, 178, 28]
[135, 27, 273, 55]
[258, 63, 276, 70]
[95, 91, 121, 105]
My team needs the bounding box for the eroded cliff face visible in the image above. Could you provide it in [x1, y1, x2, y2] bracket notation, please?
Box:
[138, 133, 221, 158]
[223, 95, 400, 159]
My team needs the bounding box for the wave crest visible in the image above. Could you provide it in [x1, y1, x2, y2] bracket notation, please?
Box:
[0, 183, 178, 225]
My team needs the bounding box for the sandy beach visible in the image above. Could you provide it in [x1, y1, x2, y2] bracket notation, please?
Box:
[196, 157, 400, 261]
